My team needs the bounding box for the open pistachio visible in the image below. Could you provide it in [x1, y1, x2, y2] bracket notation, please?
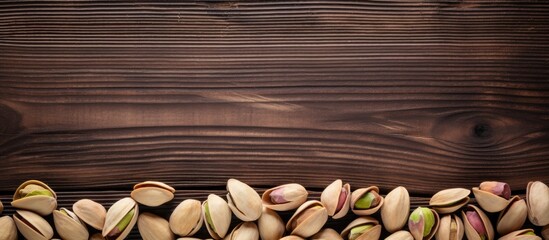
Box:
[473, 181, 511, 213]
[462, 205, 494, 240]
[225, 222, 259, 240]
[408, 207, 439, 240]
[226, 178, 262, 221]
[499, 229, 541, 240]
[286, 200, 328, 238]
[381, 186, 410, 233]
[0, 216, 18, 240]
[340, 217, 382, 240]
[258, 207, 284, 240]
[11, 180, 57, 216]
[131, 181, 175, 207]
[90, 233, 106, 240]
[435, 214, 464, 240]
[429, 188, 470, 214]
[138, 212, 174, 240]
[311, 228, 343, 240]
[53, 208, 89, 240]
[526, 181, 549, 226]
[385, 230, 413, 240]
[169, 199, 203, 237]
[497, 195, 527, 236]
[262, 183, 308, 211]
[203, 194, 231, 240]
[102, 197, 139, 240]
[280, 236, 305, 240]
[13, 210, 54, 240]
[351, 186, 384, 216]
[73, 199, 106, 231]
[321, 179, 350, 219]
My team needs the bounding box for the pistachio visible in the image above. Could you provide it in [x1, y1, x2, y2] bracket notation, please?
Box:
[497, 196, 527, 236]
[462, 205, 494, 240]
[385, 230, 413, 240]
[53, 208, 89, 240]
[340, 217, 381, 240]
[131, 181, 175, 207]
[258, 207, 284, 240]
[226, 179, 262, 221]
[498, 229, 541, 240]
[541, 225, 549, 240]
[11, 180, 57, 216]
[262, 183, 308, 211]
[203, 194, 231, 239]
[279, 236, 305, 240]
[480, 182, 511, 199]
[311, 228, 343, 240]
[169, 199, 203, 237]
[321, 179, 350, 219]
[526, 181, 549, 226]
[473, 181, 511, 213]
[73, 199, 107, 230]
[224, 222, 259, 240]
[138, 212, 174, 240]
[381, 186, 410, 233]
[429, 188, 470, 214]
[102, 197, 139, 240]
[90, 233, 106, 240]
[435, 214, 464, 240]
[13, 210, 54, 240]
[0, 216, 18, 240]
[351, 186, 384, 216]
[286, 200, 328, 238]
[408, 207, 439, 240]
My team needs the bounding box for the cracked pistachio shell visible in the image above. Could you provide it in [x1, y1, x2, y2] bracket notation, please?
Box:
[351, 186, 384, 216]
[13, 210, 54, 240]
[321, 179, 350, 219]
[11, 180, 57, 216]
[280, 236, 305, 240]
[499, 229, 541, 240]
[381, 186, 410, 233]
[409, 207, 440, 240]
[526, 181, 549, 226]
[258, 207, 284, 240]
[429, 188, 470, 214]
[138, 212, 174, 240]
[435, 214, 464, 240]
[203, 194, 231, 240]
[102, 197, 139, 240]
[73, 199, 106, 231]
[472, 184, 510, 213]
[169, 199, 203, 237]
[0, 216, 18, 240]
[226, 179, 262, 221]
[90, 233, 106, 240]
[497, 196, 527, 236]
[311, 228, 343, 240]
[286, 200, 328, 238]
[131, 181, 175, 207]
[340, 217, 382, 240]
[224, 222, 259, 240]
[385, 230, 413, 240]
[462, 205, 494, 240]
[53, 208, 89, 240]
[262, 183, 308, 211]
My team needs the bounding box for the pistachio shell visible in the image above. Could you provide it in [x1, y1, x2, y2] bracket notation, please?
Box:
[53, 208, 89, 240]
[169, 199, 203, 237]
[429, 188, 470, 214]
[351, 186, 384, 216]
[340, 217, 382, 240]
[203, 194, 231, 239]
[286, 200, 328, 238]
[311, 228, 343, 240]
[435, 214, 464, 240]
[320, 179, 350, 219]
[226, 179, 262, 221]
[279, 236, 305, 240]
[90, 233, 106, 240]
[472, 187, 509, 213]
[13, 210, 54, 240]
[224, 222, 259, 240]
[138, 212, 174, 240]
[73, 199, 107, 230]
[497, 196, 527, 235]
[462, 205, 494, 240]
[498, 229, 541, 240]
[385, 230, 413, 240]
[131, 181, 175, 207]
[526, 181, 549, 226]
[541, 225, 548, 240]
[381, 186, 410, 233]
[0, 216, 18, 240]
[261, 183, 308, 211]
[102, 197, 139, 240]
[258, 207, 284, 240]
[11, 180, 57, 216]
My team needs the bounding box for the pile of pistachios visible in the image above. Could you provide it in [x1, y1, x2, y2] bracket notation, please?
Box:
[0, 179, 548, 240]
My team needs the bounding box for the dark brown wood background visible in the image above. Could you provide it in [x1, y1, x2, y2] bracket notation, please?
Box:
[1, 0, 549, 239]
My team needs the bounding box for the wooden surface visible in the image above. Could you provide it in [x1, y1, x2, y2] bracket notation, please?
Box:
[1, 0, 549, 239]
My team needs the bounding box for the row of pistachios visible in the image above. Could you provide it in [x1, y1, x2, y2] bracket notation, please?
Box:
[0, 179, 548, 240]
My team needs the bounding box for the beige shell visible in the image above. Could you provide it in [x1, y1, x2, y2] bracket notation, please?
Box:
[13, 210, 54, 240]
[435, 214, 464, 240]
[261, 183, 308, 211]
[138, 212, 174, 240]
[169, 199, 203, 237]
[497, 196, 527, 236]
[11, 180, 57, 216]
[258, 207, 285, 240]
[472, 187, 509, 213]
[409, 208, 440, 240]
[279, 236, 305, 240]
[286, 200, 328, 238]
[340, 217, 382, 240]
[526, 181, 549, 226]
[429, 188, 470, 214]
[226, 178, 262, 221]
[90, 233, 106, 240]
[498, 229, 541, 240]
[224, 222, 259, 240]
[53, 208, 89, 240]
[131, 181, 175, 207]
[462, 205, 494, 240]
[385, 230, 413, 240]
[73, 199, 107, 230]
[381, 186, 410, 233]
[351, 186, 384, 216]
[320, 179, 350, 219]
[102, 197, 139, 240]
[0, 216, 18, 240]
[311, 228, 343, 240]
[203, 194, 232, 239]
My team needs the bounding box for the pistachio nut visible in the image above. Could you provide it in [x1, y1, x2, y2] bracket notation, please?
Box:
[385, 230, 413, 240]
[408, 207, 439, 240]
[138, 212, 174, 240]
[498, 229, 541, 240]
[311, 228, 343, 240]
[262, 183, 308, 211]
[340, 217, 382, 240]
[286, 200, 328, 238]
[177, 238, 207, 240]
[73, 199, 107, 230]
[526, 181, 549, 226]
[381, 186, 410, 233]
[131, 181, 175, 207]
[11, 180, 57, 216]
[429, 188, 470, 214]
[0, 216, 18, 240]
[224, 222, 259, 240]
[497, 195, 527, 236]
[102, 197, 139, 240]
[13, 210, 54, 240]
[169, 199, 203, 237]
[320, 179, 350, 219]
[279, 236, 305, 240]
[435, 214, 464, 240]
[258, 207, 284, 240]
[226, 178, 262, 221]
[53, 207, 89, 240]
[203, 194, 232, 239]
[90, 233, 106, 240]
[350, 186, 383, 216]
[542, 225, 549, 240]
[472, 181, 511, 213]
[462, 205, 494, 240]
